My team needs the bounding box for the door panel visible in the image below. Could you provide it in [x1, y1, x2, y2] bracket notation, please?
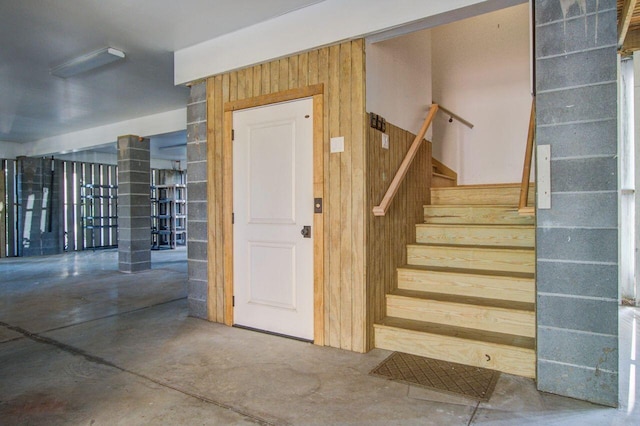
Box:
[233, 98, 314, 340]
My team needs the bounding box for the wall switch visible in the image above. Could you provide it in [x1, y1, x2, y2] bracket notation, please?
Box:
[330, 136, 344, 153]
[382, 133, 389, 150]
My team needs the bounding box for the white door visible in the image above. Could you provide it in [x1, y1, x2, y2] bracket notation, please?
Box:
[233, 98, 314, 340]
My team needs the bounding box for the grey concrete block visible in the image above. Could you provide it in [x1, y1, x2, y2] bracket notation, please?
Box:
[188, 297, 208, 319]
[537, 360, 617, 407]
[538, 192, 617, 228]
[188, 241, 208, 261]
[187, 278, 208, 300]
[536, 119, 616, 157]
[535, 0, 613, 26]
[118, 250, 151, 265]
[118, 166, 151, 180]
[118, 238, 151, 252]
[536, 83, 616, 126]
[118, 146, 151, 162]
[187, 221, 208, 241]
[188, 260, 208, 281]
[187, 141, 208, 162]
[187, 122, 206, 143]
[188, 181, 207, 202]
[550, 156, 617, 192]
[186, 161, 207, 183]
[537, 294, 617, 335]
[536, 9, 616, 57]
[118, 182, 152, 197]
[189, 82, 206, 104]
[117, 216, 151, 231]
[187, 101, 207, 124]
[120, 261, 152, 273]
[537, 260, 618, 298]
[187, 201, 208, 221]
[537, 227, 617, 263]
[536, 48, 616, 92]
[538, 327, 617, 372]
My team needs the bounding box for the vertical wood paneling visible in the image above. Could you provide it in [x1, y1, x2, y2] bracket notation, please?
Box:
[366, 122, 432, 350]
[206, 40, 367, 352]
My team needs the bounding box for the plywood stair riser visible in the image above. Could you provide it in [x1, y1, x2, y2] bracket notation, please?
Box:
[424, 205, 534, 225]
[398, 267, 535, 304]
[416, 224, 534, 247]
[407, 244, 535, 274]
[386, 293, 535, 338]
[432, 173, 457, 188]
[431, 184, 535, 206]
[374, 323, 536, 378]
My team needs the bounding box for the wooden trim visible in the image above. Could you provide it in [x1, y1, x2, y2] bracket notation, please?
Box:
[432, 157, 457, 183]
[619, 0, 638, 48]
[223, 110, 234, 326]
[313, 93, 325, 346]
[518, 98, 535, 212]
[224, 84, 324, 112]
[222, 88, 325, 344]
[373, 104, 439, 216]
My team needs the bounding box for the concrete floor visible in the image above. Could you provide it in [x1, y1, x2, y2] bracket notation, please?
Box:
[0, 248, 639, 425]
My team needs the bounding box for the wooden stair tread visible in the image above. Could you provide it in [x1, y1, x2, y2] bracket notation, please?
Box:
[408, 242, 534, 252]
[397, 264, 534, 280]
[432, 183, 533, 190]
[389, 289, 534, 312]
[432, 172, 456, 180]
[425, 204, 521, 208]
[417, 223, 534, 228]
[376, 317, 535, 350]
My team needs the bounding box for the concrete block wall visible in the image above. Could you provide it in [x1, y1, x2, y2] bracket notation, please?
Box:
[186, 82, 209, 319]
[117, 135, 151, 273]
[535, 0, 618, 407]
[16, 157, 64, 256]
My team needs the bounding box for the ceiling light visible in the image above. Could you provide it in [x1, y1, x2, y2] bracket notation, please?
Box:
[50, 47, 125, 78]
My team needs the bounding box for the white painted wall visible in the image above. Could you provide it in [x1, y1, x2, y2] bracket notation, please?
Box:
[431, 3, 531, 184]
[0, 141, 21, 159]
[19, 108, 186, 158]
[366, 31, 432, 136]
[175, 0, 525, 84]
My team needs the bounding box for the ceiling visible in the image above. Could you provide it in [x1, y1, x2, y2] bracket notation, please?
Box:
[619, 0, 640, 53]
[0, 0, 324, 146]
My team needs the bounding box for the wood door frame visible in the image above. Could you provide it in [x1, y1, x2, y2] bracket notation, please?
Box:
[222, 84, 325, 345]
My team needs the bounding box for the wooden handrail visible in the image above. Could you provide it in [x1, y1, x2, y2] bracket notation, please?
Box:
[518, 98, 535, 214]
[436, 103, 474, 129]
[373, 104, 439, 216]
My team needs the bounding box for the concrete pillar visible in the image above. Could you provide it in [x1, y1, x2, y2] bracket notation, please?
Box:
[117, 135, 151, 273]
[535, 0, 618, 407]
[186, 82, 209, 319]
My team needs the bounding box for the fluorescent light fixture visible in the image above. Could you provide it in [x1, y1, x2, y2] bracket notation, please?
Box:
[51, 47, 125, 78]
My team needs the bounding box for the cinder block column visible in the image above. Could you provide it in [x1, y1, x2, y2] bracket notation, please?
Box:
[535, 0, 618, 407]
[186, 82, 209, 319]
[117, 135, 151, 273]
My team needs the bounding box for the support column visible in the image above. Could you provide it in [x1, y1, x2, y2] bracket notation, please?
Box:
[117, 135, 151, 273]
[535, 0, 618, 407]
[186, 81, 209, 319]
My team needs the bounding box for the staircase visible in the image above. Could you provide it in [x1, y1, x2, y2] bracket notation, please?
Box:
[374, 184, 536, 378]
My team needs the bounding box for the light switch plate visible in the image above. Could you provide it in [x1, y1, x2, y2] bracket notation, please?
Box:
[330, 136, 344, 153]
[382, 133, 389, 150]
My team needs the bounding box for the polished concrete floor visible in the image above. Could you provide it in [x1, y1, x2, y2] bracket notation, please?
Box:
[1, 248, 639, 425]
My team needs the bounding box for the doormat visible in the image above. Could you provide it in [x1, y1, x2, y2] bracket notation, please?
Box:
[370, 352, 500, 401]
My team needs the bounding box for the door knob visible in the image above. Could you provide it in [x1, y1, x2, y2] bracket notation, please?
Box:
[301, 225, 311, 238]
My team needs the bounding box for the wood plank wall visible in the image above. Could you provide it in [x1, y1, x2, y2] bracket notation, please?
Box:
[206, 40, 367, 352]
[366, 122, 432, 350]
